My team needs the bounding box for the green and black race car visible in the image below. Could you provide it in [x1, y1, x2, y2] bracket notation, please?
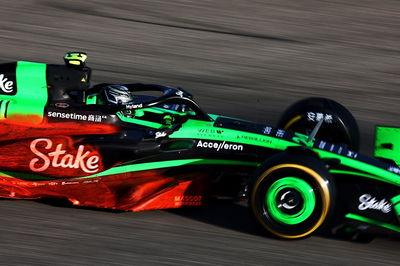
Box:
[0, 52, 398, 240]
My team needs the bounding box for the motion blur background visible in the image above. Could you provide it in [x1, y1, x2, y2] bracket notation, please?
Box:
[0, 0, 399, 265]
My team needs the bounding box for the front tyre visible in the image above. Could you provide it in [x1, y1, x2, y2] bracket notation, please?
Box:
[278, 97, 360, 151]
[249, 154, 335, 239]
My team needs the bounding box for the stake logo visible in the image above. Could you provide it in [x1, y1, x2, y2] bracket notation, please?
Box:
[358, 194, 391, 213]
[0, 74, 14, 94]
[29, 138, 100, 173]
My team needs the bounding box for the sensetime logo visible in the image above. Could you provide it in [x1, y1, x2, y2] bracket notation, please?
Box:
[196, 140, 243, 151]
[29, 138, 100, 174]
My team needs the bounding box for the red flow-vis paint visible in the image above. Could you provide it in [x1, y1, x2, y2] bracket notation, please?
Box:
[0, 136, 104, 177]
[0, 119, 118, 177]
[0, 118, 119, 142]
[0, 170, 210, 212]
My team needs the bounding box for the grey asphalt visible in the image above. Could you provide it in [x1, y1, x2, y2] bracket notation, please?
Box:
[0, 0, 399, 265]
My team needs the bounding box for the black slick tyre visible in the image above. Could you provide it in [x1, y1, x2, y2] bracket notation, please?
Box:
[278, 97, 360, 151]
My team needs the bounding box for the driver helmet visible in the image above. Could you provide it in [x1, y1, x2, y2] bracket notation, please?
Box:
[103, 85, 133, 105]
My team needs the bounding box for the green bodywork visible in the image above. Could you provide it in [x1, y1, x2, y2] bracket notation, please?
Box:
[391, 195, 400, 217]
[0, 159, 259, 181]
[320, 150, 400, 187]
[169, 118, 296, 151]
[117, 111, 165, 129]
[374, 126, 400, 166]
[345, 213, 400, 233]
[0, 61, 47, 122]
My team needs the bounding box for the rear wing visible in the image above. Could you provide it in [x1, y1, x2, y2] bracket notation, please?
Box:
[0, 52, 90, 123]
[374, 126, 400, 166]
[0, 61, 47, 123]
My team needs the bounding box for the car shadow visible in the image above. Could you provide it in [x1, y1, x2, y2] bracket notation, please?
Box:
[167, 200, 267, 237]
[35, 197, 264, 236]
[166, 200, 390, 243]
[33, 198, 125, 213]
[28, 197, 395, 243]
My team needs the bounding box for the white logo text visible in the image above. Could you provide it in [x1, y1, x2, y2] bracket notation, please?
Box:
[0, 74, 14, 93]
[196, 140, 243, 151]
[358, 194, 392, 213]
[29, 138, 100, 174]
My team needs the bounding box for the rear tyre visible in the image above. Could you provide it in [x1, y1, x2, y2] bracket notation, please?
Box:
[278, 98, 360, 151]
[249, 153, 335, 239]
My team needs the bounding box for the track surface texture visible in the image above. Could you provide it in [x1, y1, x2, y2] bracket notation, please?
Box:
[0, 0, 399, 265]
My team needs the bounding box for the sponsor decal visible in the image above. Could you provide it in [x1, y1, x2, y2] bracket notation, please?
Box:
[196, 140, 243, 151]
[276, 129, 285, 138]
[47, 111, 107, 123]
[29, 138, 100, 174]
[261, 126, 291, 140]
[346, 150, 357, 159]
[61, 181, 79, 185]
[262, 126, 286, 138]
[196, 128, 225, 138]
[358, 194, 392, 213]
[329, 143, 335, 152]
[318, 141, 327, 149]
[126, 103, 143, 109]
[155, 131, 168, 139]
[0, 74, 14, 94]
[388, 166, 400, 174]
[262, 126, 272, 135]
[307, 112, 333, 123]
[198, 129, 224, 134]
[176, 90, 184, 97]
[315, 140, 358, 158]
[174, 195, 202, 206]
[236, 134, 272, 144]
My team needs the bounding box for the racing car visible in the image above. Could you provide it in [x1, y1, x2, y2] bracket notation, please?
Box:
[0, 52, 398, 240]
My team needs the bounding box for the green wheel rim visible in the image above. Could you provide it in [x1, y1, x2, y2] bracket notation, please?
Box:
[265, 177, 316, 225]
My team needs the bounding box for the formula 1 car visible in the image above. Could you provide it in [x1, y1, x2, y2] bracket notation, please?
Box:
[0, 52, 398, 240]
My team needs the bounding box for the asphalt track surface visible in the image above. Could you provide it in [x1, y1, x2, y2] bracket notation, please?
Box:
[0, 1, 399, 265]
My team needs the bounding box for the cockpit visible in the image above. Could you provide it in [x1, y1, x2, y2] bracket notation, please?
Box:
[85, 83, 212, 129]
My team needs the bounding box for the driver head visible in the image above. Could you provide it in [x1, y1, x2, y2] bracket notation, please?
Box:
[103, 85, 133, 105]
